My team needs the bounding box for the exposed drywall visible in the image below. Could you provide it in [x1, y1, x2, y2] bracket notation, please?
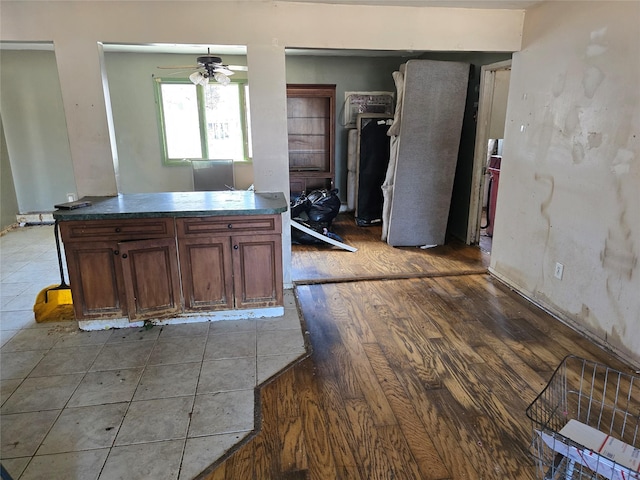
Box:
[492, 1, 639, 365]
[0, 50, 77, 213]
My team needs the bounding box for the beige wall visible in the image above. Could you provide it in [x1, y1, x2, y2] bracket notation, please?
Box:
[492, 1, 640, 365]
[0, 50, 78, 213]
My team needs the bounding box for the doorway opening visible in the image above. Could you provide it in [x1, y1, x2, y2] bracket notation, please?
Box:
[479, 139, 503, 253]
[468, 60, 511, 255]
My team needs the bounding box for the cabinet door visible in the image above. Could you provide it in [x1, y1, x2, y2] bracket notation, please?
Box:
[178, 236, 234, 311]
[64, 241, 126, 320]
[118, 238, 182, 321]
[231, 234, 283, 309]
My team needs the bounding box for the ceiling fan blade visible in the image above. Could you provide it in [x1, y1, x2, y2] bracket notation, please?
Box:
[227, 65, 248, 72]
[164, 69, 198, 76]
[212, 66, 234, 76]
[157, 65, 200, 69]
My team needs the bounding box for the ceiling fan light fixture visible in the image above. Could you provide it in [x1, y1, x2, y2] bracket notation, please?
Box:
[213, 72, 231, 86]
[160, 51, 244, 87]
[189, 71, 208, 86]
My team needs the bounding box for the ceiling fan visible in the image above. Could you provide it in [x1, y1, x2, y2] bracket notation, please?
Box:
[157, 50, 248, 86]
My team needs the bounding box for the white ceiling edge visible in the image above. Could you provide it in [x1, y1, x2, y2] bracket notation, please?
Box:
[275, 0, 541, 8]
[284, 47, 424, 57]
[0, 41, 54, 51]
[0, 41, 431, 58]
[101, 43, 247, 55]
[0, 42, 246, 55]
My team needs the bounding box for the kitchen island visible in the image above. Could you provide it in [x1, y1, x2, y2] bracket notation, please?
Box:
[53, 191, 288, 330]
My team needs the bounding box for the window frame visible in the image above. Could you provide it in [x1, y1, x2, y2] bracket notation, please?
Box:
[153, 76, 251, 166]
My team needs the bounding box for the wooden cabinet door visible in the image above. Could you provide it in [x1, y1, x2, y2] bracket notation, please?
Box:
[118, 238, 182, 321]
[65, 241, 126, 320]
[178, 236, 234, 311]
[231, 234, 283, 309]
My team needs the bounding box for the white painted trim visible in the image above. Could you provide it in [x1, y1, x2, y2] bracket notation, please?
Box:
[488, 267, 640, 370]
[78, 317, 137, 331]
[467, 59, 512, 245]
[78, 306, 285, 331]
[16, 212, 54, 224]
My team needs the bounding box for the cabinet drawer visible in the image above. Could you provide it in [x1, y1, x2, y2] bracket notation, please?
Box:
[177, 215, 281, 237]
[60, 218, 175, 242]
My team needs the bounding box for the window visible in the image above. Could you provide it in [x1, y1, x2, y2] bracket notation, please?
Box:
[154, 77, 252, 166]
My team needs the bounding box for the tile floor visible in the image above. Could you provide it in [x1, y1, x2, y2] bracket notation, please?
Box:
[0, 224, 307, 480]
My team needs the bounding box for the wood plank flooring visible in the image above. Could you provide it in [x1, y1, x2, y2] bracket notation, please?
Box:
[199, 213, 634, 480]
[290, 214, 489, 283]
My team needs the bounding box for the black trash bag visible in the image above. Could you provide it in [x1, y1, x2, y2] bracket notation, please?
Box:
[306, 188, 340, 224]
[290, 189, 341, 245]
[305, 189, 327, 204]
[290, 195, 311, 218]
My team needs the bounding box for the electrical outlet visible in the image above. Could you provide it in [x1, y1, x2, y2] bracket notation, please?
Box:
[554, 262, 564, 280]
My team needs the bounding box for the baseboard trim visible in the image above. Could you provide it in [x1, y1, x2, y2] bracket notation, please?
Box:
[16, 212, 54, 225]
[488, 266, 639, 371]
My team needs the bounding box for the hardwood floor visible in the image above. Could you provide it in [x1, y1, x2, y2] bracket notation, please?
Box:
[291, 214, 489, 284]
[200, 213, 633, 480]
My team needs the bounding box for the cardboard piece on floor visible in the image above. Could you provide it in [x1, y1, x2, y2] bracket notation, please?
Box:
[291, 220, 357, 252]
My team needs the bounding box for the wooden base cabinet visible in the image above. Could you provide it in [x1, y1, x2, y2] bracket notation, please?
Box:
[60, 213, 283, 322]
[60, 218, 181, 321]
[177, 215, 283, 312]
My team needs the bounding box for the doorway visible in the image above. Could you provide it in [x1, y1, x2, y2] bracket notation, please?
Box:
[467, 60, 512, 254]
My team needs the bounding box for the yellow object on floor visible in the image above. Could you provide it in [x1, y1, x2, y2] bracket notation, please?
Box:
[34, 285, 75, 322]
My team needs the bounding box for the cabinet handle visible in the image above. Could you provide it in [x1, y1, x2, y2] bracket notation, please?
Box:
[115, 227, 121, 233]
[122, 253, 128, 259]
[228, 224, 233, 229]
[233, 245, 239, 250]
[114, 250, 119, 256]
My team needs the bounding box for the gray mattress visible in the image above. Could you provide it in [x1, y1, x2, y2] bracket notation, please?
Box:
[386, 59, 469, 247]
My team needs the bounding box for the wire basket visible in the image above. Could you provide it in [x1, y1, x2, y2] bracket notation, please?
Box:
[526, 355, 640, 480]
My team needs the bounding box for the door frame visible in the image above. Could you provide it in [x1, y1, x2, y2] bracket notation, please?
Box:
[467, 60, 512, 245]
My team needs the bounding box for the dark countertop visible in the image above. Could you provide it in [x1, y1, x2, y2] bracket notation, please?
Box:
[53, 191, 288, 221]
